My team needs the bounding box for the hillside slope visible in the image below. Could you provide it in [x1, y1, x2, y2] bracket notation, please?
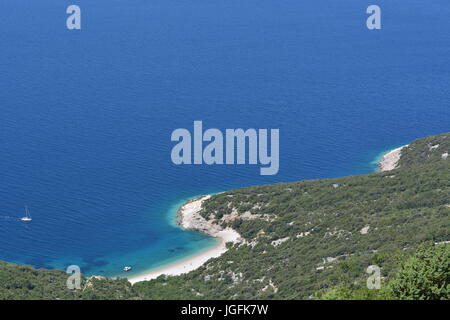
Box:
[135, 133, 450, 299]
[0, 132, 449, 299]
[0, 261, 139, 300]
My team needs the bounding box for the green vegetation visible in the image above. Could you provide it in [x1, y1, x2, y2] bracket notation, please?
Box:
[0, 261, 140, 300]
[317, 244, 449, 300]
[398, 132, 450, 168]
[0, 133, 449, 300]
[389, 244, 449, 300]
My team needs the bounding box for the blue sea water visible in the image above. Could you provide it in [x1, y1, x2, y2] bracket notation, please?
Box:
[0, 0, 449, 278]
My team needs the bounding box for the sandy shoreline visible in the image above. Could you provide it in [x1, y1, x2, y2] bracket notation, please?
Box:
[128, 144, 407, 284]
[127, 145, 406, 284]
[128, 196, 241, 284]
[378, 145, 408, 171]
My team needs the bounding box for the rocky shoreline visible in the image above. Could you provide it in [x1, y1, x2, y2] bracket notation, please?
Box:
[379, 145, 408, 171]
[176, 195, 241, 243]
[176, 195, 221, 236]
[128, 196, 240, 283]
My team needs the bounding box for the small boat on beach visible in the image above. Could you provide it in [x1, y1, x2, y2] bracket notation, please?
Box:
[21, 206, 32, 222]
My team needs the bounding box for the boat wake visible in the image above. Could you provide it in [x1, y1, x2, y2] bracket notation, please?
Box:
[0, 207, 32, 222]
[0, 216, 21, 221]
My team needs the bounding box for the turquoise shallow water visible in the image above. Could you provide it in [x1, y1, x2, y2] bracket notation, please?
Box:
[0, 0, 449, 277]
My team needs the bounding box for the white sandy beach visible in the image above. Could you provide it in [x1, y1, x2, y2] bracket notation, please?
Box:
[128, 196, 241, 284]
[379, 145, 408, 171]
[128, 144, 409, 284]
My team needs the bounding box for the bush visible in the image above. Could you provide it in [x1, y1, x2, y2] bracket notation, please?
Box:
[389, 245, 449, 300]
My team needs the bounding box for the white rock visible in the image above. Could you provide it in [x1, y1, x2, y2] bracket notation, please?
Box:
[360, 226, 370, 234]
[429, 144, 440, 151]
[271, 237, 290, 247]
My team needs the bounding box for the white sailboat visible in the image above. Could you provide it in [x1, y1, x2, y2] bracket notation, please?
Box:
[21, 206, 32, 222]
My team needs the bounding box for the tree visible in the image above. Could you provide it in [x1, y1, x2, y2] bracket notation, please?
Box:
[389, 245, 449, 300]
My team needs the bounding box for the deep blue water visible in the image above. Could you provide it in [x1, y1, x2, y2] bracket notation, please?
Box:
[0, 0, 449, 277]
